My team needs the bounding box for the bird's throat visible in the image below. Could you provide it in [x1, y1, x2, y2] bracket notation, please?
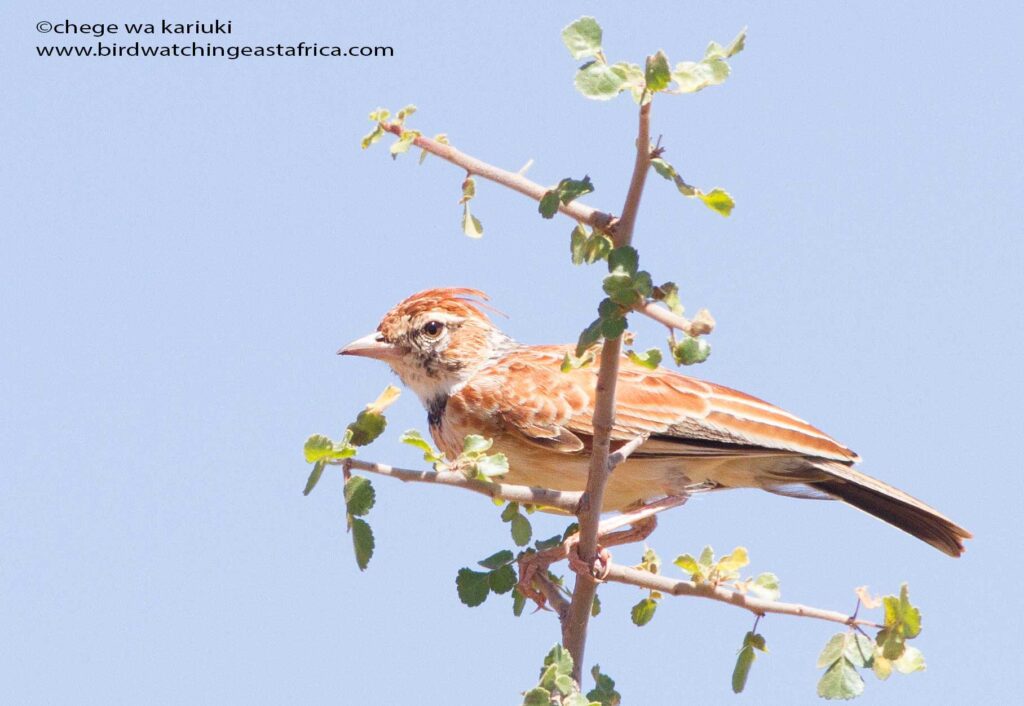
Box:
[426, 393, 448, 428]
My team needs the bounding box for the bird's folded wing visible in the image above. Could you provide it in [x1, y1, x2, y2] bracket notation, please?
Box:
[478, 345, 858, 463]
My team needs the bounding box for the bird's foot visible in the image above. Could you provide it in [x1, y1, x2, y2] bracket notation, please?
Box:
[566, 541, 613, 581]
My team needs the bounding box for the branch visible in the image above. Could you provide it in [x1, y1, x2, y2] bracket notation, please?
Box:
[382, 121, 714, 340]
[603, 564, 884, 630]
[535, 572, 571, 624]
[380, 122, 615, 233]
[636, 301, 716, 337]
[340, 458, 885, 633]
[336, 458, 582, 513]
[563, 98, 653, 682]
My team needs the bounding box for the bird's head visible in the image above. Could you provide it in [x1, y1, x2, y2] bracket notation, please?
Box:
[338, 288, 513, 405]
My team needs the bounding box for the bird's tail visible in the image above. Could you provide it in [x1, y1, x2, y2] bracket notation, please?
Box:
[806, 461, 972, 557]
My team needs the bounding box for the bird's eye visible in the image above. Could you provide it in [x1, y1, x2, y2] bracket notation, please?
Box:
[421, 320, 444, 338]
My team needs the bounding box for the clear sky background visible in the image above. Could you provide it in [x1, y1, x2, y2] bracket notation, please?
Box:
[3, 1, 1022, 704]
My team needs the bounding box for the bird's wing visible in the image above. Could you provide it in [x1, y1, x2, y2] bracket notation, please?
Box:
[467, 345, 858, 463]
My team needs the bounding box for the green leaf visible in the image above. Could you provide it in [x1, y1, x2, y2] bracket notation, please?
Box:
[554, 674, 576, 696]
[652, 282, 684, 315]
[544, 177, 595, 217]
[732, 645, 755, 693]
[474, 452, 510, 478]
[347, 385, 401, 446]
[844, 632, 875, 668]
[715, 546, 749, 576]
[817, 657, 864, 700]
[456, 568, 491, 607]
[512, 587, 527, 617]
[539, 190, 561, 218]
[872, 654, 893, 681]
[600, 315, 627, 340]
[708, 28, 747, 59]
[561, 17, 603, 60]
[535, 534, 563, 552]
[561, 350, 595, 372]
[539, 663, 559, 691]
[489, 564, 517, 594]
[750, 572, 781, 602]
[389, 129, 420, 158]
[698, 545, 715, 569]
[575, 61, 631, 100]
[459, 176, 476, 203]
[670, 334, 712, 365]
[303, 433, 354, 463]
[463, 434, 493, 455]
[627, 348, 662, 370]
[511, 513, 533, 547]
[649, 157, 677, 180]
[522, 687, 551, 706]
[350, 517, 374, 571]
[591, 594, 601, 617]
[645, 50, 672, 92]
[563, 695, 594, 706]
[478, 549, 515, 570]
[462, 205, 483, 238]
[367, 107, 390, 123]
[576, 318, 604, 357]
[672, 57, 730, 94]
[607, 246, 639, 275]
[570, 225, 612, 265]
[343, 476, 375, 517]
[587, 665, 621, 706]
[557, 176, 594, 204]
[673, 553, 701, 578]
[360, 125, 384, 150]
[544, 644, 575, 677]
[303, 460, 325, 496]
[396, 104, 417, 122]
[698, 188, 735, 217]
[347, 410, 387, 447]
[399, 429, 443, 463]
[878, 584, 922, 659]
[630, 597, 657, 626]
[817, 634, 848, 669]
[891, 583, 922, 638]
[893, 646, 926, 674]
[501, 502, 520, 522]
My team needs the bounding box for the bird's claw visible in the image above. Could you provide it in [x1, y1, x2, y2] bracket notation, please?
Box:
[567, 542, 612, 582]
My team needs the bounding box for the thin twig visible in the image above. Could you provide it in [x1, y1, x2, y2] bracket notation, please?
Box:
[380, 120, 715, 340]
[563, 98, 653, 683]
[336, 458, 582, 513]
[603, 564, 884, 629]
[380, 123, 615, 233]
[535, 573, 571, 622]
[607, 432, 650, 471]
[636, 301, 715, 337]
[338, 458, 886, 633]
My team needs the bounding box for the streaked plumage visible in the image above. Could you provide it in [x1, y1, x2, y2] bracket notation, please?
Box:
[340, 288, 971, 557]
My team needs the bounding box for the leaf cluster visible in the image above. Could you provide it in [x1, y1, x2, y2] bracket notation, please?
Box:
[521, 645, 604, 706]
[816, 585, 926, 700]
[301, 386, 401, 569]
[561, 17, 745, 103]
[455, 549, 518, 608]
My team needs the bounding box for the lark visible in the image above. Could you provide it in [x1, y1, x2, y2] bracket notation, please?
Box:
[340, 288, 970, 557]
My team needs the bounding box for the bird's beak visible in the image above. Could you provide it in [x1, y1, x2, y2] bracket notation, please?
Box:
[337, 332, 400, 361]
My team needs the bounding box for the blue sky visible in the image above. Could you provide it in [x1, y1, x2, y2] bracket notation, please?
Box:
[3, 1, 1022, 703]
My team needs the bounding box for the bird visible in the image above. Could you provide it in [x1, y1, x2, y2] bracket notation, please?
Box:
[338, 287, 971, 557]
